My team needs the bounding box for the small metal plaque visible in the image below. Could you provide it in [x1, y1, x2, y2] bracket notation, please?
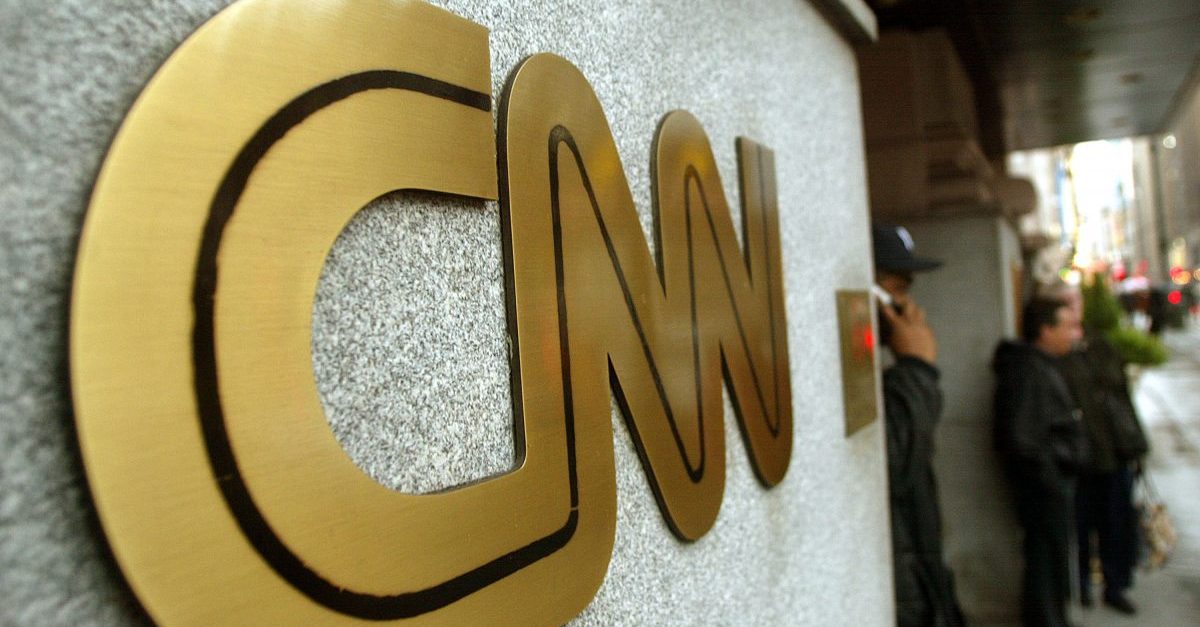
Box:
[836, 290, 879, 436]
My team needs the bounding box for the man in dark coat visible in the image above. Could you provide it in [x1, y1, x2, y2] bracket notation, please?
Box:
[874, 224, 964, 627]
[994, 297, 1085, 627]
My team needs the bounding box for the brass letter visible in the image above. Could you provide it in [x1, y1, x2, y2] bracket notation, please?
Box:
[500, 54, 792, 542]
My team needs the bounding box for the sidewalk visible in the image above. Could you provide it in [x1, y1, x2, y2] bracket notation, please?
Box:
[1076, 323, 1200, 626]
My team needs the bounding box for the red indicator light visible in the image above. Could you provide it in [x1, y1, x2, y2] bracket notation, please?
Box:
[1168, 290, 1183, 305]
[860, 326, 875, 351]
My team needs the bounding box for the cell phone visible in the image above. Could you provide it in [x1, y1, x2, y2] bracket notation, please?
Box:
[871, 284, 893, 308]
[872, 284, 902, 313]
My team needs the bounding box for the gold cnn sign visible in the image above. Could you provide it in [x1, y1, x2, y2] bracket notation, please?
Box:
[70, 0, 793, 624]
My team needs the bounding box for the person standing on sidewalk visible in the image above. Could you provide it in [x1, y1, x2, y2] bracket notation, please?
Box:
[874, 225, 965, 627]
[1054, 285, 1148, 614]
[994, 296, 1086, 627]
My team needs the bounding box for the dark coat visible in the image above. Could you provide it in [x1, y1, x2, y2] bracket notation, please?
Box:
[884, 356, 964, 627]
[1056, 330, 1146, 474]
[992, 341, 1086, 494]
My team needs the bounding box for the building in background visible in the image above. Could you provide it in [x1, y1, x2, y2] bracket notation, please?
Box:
[1009, 138, 1163, 286]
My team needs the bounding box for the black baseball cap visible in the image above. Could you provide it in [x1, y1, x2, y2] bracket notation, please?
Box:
[872, 224, 942, 273]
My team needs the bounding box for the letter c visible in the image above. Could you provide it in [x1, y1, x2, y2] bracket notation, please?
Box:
[73, 1, 611, 624]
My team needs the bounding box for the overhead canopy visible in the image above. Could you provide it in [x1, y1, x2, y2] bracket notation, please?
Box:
[870, 0, 1200, 153]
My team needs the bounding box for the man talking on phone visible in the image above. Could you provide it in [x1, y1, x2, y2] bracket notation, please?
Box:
[873, 224, 965, 627]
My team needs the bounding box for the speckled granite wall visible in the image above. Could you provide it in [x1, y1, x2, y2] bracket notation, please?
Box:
[0, 0, 889, 624]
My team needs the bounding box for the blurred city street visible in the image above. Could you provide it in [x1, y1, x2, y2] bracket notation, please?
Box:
[1079, 322, 1200, 626]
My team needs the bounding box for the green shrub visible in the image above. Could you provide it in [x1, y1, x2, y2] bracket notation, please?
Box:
[1082, 274, 1168, 365]
[1082, 275, 1121, 331]
[1105, 326, 1168, 365]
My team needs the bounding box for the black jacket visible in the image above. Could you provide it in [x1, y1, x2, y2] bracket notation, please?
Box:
[1056, 330, 1147, 474]
[884, 356, 963, 627]
[992, 341, 1086, 494]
